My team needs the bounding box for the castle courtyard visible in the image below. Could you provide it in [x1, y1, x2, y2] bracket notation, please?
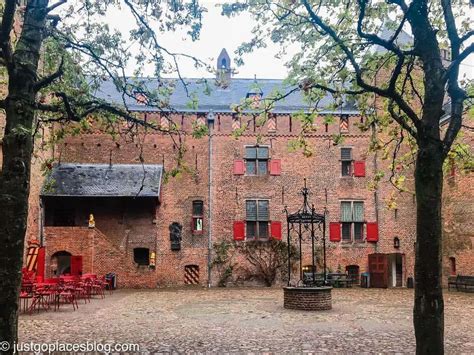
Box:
[19, 288, 474, 353]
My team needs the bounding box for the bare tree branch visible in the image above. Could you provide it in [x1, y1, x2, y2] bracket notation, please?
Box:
[34, 56, 64, 90]
[46, 0, 67, 14]
[301, 0, 421, 130]
[446, 42, 474, 77]
[388, 100, 418, 139]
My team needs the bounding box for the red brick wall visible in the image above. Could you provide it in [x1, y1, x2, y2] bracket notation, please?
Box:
[23, 111, 472, 288]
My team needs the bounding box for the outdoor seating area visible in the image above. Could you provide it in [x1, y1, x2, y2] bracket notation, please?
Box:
[303, 272, 355, 288]
[448, 275, 474, 292]
[19, 270, 113, 314]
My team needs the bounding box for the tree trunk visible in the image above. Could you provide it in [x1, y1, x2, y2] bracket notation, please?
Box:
[413, 139, 445, 355]
[0, 1, 49, 350]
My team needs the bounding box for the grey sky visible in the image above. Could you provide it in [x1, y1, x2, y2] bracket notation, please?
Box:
[106, 0, 473, 80]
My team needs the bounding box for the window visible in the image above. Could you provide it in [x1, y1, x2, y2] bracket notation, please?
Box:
[133, 248, 150, 266]
[192, 200, 204, 234]
[245, 146, 269, 175]
[246, 200, 269, 239]
[341, 148, 353, 176]
[340, 114, 349, 132]
[341, 201, 364, 242]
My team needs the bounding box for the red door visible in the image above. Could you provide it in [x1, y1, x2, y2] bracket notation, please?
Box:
[71, 256, 83, 276]
[368, 253, 388, 288]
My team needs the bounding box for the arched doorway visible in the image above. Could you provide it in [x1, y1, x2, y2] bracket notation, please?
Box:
[51, 251, 72, 276]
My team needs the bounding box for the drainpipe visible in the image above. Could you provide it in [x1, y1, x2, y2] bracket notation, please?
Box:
[372, 120, 380, 254]
[207, 111, 215, 288]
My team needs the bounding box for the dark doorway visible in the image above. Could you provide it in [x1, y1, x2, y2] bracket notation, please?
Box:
[51, 251, 72, 276]
[346, 265, 360, 285]
[387, 253, 404, 287]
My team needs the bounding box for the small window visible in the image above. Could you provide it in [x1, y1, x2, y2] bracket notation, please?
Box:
[341, 148, 353, 176]
[192, 200, 204, 234]
[340, 201, 365, 242]
[245, 146, 269, 175]
[135, 92, 148, 105]
[340, 114, 349, 133]
[246, 200, 269, 240]
[133, 248, 150, 266]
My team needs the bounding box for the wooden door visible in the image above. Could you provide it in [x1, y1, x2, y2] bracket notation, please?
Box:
[71, 255, 83, 276]
[368, 253, 388, 288]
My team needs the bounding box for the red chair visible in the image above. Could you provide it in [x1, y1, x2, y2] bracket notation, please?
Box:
[28, 284, 54, 314]
[55, 284, 79, 311]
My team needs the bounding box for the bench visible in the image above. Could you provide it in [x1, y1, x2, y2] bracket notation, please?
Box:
[327, 273, 352, 288]
[448, 275, 474, 292]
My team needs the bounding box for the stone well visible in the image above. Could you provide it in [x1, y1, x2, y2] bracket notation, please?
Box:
[283, 286, 332, 311]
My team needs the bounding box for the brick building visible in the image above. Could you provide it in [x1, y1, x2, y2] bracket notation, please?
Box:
[2, 49, 472, 288]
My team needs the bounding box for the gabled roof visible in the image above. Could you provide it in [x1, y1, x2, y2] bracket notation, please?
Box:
[41, 164, 163, 199]
[92, 77, 359, 115]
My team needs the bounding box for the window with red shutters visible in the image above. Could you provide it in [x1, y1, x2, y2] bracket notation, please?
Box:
[246, 200, 269, 240]
[366, 222, 379, 242]
[233, 221, 246, 241]
[341, 148, 353, 176]
[329, 222, 341, 242]
[270, 221, 282, 240]
[233, 160, 245, 175]
[354, 161, 366, 177]
[269, 159, 281, 175]
[245, 146, 269, 175]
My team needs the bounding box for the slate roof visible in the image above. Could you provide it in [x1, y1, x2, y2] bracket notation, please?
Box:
[92, 77, 359, 114]
[41, 164, 163, 198]
[375, 27, 413, 53]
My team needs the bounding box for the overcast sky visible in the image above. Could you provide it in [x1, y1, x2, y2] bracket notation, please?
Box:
[106, 0, 473, 80]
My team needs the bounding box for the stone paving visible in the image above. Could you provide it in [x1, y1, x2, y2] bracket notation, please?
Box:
[19, 288, 474, 353]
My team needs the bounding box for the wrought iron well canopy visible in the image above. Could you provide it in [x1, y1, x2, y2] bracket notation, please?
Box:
[285, 179, 327, 286]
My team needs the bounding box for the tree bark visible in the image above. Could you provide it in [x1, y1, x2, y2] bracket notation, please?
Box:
[413, 139, 445, 355]
[0, 0, 49, 350]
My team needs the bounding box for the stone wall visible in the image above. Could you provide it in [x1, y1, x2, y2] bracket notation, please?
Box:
[283, 287, 332, 311]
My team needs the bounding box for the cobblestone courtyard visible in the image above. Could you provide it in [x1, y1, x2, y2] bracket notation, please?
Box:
[19, 288, 474, 353]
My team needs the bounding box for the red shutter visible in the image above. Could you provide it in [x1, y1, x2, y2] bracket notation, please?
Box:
[354, 161, 366, 177]
[366, 222, 379, 242]
[329, 222, 341, 242]
[270, 221, 282, 240]
[269, 159, 281, 175]
[233, 160, 245, 175]
[36, 247, 45, 282]
[233, 221, 245, 241]
[71, 255, 83, 276]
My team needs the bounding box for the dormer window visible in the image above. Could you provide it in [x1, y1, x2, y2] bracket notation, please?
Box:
[221, 58, 227, 69]
[246, 77, 263, 107]
[135, 92, 148, 105]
